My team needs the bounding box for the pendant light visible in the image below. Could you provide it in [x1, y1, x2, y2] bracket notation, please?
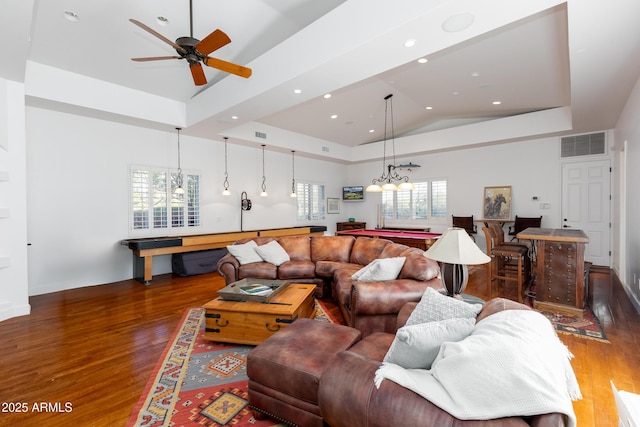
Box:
[260, 144, 268, 197]
[290, 150, 297, 198]
[174, 127, 185, 195]
[365, 94, 417, 192]
[222, 137, 230, 196]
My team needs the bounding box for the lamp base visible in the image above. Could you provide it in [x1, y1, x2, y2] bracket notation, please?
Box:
[440, 263, 469, 297]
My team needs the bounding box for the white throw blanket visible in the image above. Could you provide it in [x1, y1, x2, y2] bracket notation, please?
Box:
[374, 309, 581, 426]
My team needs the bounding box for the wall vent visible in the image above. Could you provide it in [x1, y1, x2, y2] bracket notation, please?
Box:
[322, 146, 329, 152]
[561, 132, 605, 158]
[255, 131, 267, 139]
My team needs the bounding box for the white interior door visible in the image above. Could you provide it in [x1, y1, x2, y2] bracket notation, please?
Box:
[561, 160, 611, 266]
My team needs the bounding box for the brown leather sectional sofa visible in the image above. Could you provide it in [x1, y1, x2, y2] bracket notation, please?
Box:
[247, 298, 569, 427]
[216, 235, 444, 337]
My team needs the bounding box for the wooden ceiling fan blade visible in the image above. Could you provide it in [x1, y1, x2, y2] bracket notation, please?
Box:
[195, 29, 231, 56]
[203, 57, 252, 78]
[190, 63, 207, 86]
[129, 19, 186, 54]
[131, 56, 182, 62]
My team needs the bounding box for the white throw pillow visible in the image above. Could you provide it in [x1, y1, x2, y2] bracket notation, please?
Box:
[352, 257, 406, 281]
[384, 317, 476, 369]
[226, 240, 264, 265]
[406, 287, 482, 326]
[255, 240, 291, 266]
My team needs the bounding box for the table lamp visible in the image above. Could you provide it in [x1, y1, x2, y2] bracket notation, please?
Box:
[424, 227, 491, 298]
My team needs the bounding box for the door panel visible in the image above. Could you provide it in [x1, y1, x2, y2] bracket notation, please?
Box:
[561, 160, 610, 266]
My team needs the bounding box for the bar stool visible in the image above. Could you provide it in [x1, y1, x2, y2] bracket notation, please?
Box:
[482, 226, 531, 303]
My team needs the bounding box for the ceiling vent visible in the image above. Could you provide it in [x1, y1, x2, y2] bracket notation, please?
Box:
[255, 131, 267, 139]
[561, 132, 605, 158]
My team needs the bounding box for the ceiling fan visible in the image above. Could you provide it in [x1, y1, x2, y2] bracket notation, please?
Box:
[129, 0, 252, 86]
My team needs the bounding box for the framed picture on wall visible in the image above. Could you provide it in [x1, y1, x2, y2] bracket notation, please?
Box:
[483, 186, 512, 219]
[327, 198, 340, 214]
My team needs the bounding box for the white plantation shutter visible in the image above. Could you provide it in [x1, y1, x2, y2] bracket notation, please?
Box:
[381, 180, 447, 223]
[430, 180, 447, 217]
[130, 166, 200, 233]
[297, 182, 325, 221]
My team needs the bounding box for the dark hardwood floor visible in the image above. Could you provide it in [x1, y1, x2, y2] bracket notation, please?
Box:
[0, 266, 638, 426]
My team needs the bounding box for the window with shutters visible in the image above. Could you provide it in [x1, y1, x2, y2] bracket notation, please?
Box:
[130, 166, 200, 234]
[381, 180, 447, 226]
[296, 182, 325, 221]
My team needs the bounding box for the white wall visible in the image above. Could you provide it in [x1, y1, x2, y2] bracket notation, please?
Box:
[344, 138, 563, 252]
[0, 79, 30, 320]
[25, 107, 346, 295]
[614, 73, 640, 310]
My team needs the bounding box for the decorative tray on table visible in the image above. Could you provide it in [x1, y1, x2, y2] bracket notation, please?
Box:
[217, 278, 290, 302]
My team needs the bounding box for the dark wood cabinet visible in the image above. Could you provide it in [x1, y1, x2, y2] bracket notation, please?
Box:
[517, 228, 589, 317]
[336, 221, 366, 231]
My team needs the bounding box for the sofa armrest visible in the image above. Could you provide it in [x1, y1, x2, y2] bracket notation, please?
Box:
[350, 279, 442, 316]
[396, 302, 418, 330]
[216, 253, 241, 284]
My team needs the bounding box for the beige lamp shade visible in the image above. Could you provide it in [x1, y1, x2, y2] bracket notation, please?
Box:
[425, 227, 490, 265]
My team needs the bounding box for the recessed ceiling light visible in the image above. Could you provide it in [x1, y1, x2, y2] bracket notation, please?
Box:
[64, 11, 79, 22]
[156, 16, 169, 25]
[425, 106, 433, 110]
[492, 101, 502, 105]
[471, 71, 480, 77]
[417, 58, 428, 64]
[231, 115, 238, 120]
[442, 12, 475, 32]
[404, 38, 417, 48]
[452, 91, 460, 96]
[369, 129, 375, 133]
[330, 114, 338, 119]
[323, 93, 332, 99]
[294, 89, 302, 94]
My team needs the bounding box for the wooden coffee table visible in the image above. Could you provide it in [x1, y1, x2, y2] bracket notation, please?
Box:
[203, 283, 316, 345]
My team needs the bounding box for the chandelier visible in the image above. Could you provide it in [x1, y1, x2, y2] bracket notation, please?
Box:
[365, 94, 416, 192]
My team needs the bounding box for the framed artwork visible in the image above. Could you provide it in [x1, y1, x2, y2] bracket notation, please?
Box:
[483, 186, 512, 219]
[327, 198, 340, 214]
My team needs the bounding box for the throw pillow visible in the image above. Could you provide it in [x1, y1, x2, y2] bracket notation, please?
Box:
[255, 240, 291, 266]
[383, 317, 476, 369]
[406, 287, 482, 326]
[351, 257, 406, 281]
[226, 240, 264, 265]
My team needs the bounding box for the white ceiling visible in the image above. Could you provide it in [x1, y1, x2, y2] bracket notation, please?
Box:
[2, 0, 640, 162]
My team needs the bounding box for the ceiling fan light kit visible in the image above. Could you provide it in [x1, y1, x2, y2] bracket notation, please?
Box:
[129, 0, 252, 86]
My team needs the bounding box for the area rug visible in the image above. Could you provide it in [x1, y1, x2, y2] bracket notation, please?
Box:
[537, 306, 609, 343]
[127, 300, 336, 427]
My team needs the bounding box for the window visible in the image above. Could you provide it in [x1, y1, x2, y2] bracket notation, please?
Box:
[381, 180, 447, 224]
[296, 182, 325, 221]
[130, 166, 200, 233]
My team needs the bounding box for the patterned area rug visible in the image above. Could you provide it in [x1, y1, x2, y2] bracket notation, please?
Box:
[537, 306, 609, 343]
[127, 300, 335, 427]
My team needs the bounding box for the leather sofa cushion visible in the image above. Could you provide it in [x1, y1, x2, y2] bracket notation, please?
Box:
[476, 297, 530, 323]
[238, 262, 277, 279]
[315, 261, 361, 278]
[346, 332, 394, 362]
[277, 236, 312, 261]
[278, 260, 316, 279]
[311, 236, 355, 263]
[397, 247, 440, 281]
[349, 237, 392, 266]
